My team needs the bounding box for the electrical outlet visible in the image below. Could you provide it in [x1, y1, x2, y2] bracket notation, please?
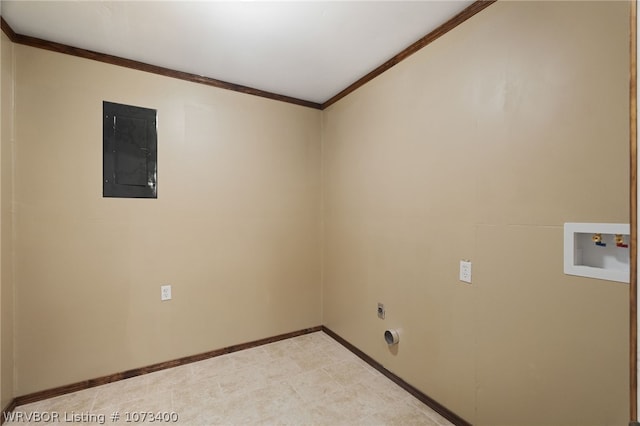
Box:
[459, 260, 472, 284]
[377, 303, 385, 319]
[161, 285, 172, 301]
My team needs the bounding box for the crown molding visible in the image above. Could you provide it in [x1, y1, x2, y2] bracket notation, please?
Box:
[1, 1, 497, 110]
[0, 17, 322, 110]
[321, 0, 497, 109]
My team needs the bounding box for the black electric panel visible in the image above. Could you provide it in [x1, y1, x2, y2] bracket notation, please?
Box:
[103, 101, 157, 198]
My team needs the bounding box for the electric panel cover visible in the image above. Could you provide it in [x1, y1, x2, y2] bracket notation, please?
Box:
[103, 101, 157, 198]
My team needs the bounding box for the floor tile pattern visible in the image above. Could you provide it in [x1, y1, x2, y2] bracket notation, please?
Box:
[5, 332, 453, 425]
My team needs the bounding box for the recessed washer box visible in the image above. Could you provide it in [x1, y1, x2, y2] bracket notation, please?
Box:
[563, 223, 630, 283]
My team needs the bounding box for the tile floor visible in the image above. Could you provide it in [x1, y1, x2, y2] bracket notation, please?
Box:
[5, 332, 453, 425]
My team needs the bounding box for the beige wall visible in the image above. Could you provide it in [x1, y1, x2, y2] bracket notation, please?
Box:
[1, 30, 15, 410]
[12, 45, 322, 395]
[0, 0, 632, 423]
[322, 2, 629, 425]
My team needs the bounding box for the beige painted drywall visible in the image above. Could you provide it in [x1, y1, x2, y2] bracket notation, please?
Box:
[1, 0, 633, 423]
[322, 1, 629, 425]
[1, 30, 15, 410]
[12, 45, 322, 395]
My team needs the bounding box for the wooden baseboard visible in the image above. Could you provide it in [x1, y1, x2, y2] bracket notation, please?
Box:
[321, 326, 472, 426]
[2, 325, 322, 420]
[3, 325, 470, 426]
[1, 399, 17, 425]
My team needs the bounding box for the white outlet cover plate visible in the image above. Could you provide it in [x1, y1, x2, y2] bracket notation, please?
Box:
[161, 285, 172, 301]
[460, 260, 472, 284]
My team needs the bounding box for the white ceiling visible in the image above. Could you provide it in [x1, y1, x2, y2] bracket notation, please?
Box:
[1, 1, 473, 104]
